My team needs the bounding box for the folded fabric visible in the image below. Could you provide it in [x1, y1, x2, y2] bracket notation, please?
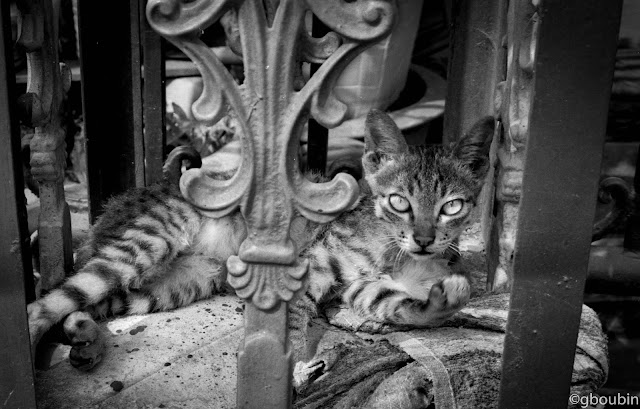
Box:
[293, 293, 608, 409]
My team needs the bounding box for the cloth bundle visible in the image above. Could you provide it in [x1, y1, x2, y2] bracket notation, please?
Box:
[293, 293, 608, 409]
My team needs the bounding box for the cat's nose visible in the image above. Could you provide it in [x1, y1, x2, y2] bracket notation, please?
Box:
[413, 236, 434, 247]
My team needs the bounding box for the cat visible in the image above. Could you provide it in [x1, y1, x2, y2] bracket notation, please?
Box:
[27, 110, 494, 370]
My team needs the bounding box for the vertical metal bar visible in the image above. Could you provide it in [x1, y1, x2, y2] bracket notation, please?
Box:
[624, 143, 640, 252]
[18, 0, 74, 290]
[306, 16, 329, 174]
[237, 302, 291, 408]
[130, 0, 145, 187]
[146, 3, 394, 409]
[0, 2, 37, 406]
[444, 0, 508, 288]
[77, 0, 145, 222]
[442, 0, 507, 144]
[141, 0, 166, 186]
[498, 1, 623, 408]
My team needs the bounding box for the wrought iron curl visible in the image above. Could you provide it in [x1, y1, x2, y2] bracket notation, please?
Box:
[15, 0, 73, 289]
[146, 0, 396, 309]
[490, 0, 541, 291]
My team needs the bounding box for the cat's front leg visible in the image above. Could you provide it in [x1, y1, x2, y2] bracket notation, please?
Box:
[289, 293, 328, 390]
[429, 274, 471, 311]
[289, 292, 319, 363]
[344, 273, 470, 328]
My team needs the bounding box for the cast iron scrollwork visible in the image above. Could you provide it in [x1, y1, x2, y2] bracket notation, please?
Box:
[16, 0, 73, 290]
[490, 0, 539, 291]
[592, 177, 635, 242]
[146, 0, 396, 309]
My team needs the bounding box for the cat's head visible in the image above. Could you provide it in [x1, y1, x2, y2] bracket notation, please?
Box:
[362, 109, 494, 260]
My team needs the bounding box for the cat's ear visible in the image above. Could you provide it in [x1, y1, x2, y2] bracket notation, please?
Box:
[453, 116, 495, 175]
[364, 109, 408, 156]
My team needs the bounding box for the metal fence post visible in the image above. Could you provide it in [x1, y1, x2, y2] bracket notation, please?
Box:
[141, 0, 166, 185]
[442, 0, 509, 287]
[442, 0, 507, 145]
[0, 1, 37, 406]
[498, 1, 623, 408]
[77, 0, 145, 221]
[146, 1, 396, 407]
[16, 0, 74, 290]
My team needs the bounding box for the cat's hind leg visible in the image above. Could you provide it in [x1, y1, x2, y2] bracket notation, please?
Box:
[131, 252, 227, 313]
[54, 254, 226, 371]
[61, 295, 124, 371]
[289, 292, 320, 362]
[63, 311, 106, 371]
[27, 265, 118, 356]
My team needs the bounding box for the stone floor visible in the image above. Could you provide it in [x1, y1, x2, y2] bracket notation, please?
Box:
[36, 295, 243, 409]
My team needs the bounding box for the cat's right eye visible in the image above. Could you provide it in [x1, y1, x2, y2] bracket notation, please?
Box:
[441, 199, 464, 216]
[389, 194, 410, 212]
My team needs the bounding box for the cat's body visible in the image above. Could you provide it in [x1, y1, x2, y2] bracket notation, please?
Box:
[27, 110, 494, 370]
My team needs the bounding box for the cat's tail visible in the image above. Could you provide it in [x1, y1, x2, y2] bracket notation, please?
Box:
[28, 214, 201, 347]
[29, 253, 226, 347]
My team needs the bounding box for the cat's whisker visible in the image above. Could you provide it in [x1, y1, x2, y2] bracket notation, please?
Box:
[449, 243, 462, 256]
[378, 239, 397, 248]
[393, 247, 406, 273]
[374, 240, 399, 270]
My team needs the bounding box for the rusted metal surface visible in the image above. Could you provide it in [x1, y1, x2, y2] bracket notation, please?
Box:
[0, 2, 37, 406]
[16, 0, 73, 290]
[624, 144, 640, 252]
[487, 0, 539, 292]
[146, 0, 395, 407]
[442, 0, 507, 144]
[498, 1, 623, 408]
[78, 0, 145, 221]
[442, 0, 508, 292]
[141, 0, 167, 185]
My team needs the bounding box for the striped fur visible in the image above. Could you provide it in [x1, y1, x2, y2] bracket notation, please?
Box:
[28, 111, 494, 369]
[27, 148, 247, 369]
[27, 183, 247, 361]
[291, 110, 494, 360]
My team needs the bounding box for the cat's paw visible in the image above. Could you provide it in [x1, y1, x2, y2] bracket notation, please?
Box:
[429, 274, 470, 311]
[293, 359, 326, 391]
[63, 312, 105, 371]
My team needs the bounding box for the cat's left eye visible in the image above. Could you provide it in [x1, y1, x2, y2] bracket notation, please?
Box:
[441, 199, 463, 216]
[389, 194, 410, 212]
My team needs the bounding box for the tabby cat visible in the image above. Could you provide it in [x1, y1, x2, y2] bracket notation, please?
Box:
[27, 110, 494, 370]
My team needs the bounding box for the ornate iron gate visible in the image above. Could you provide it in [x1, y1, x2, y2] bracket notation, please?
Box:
[0, 0, 628, 408]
